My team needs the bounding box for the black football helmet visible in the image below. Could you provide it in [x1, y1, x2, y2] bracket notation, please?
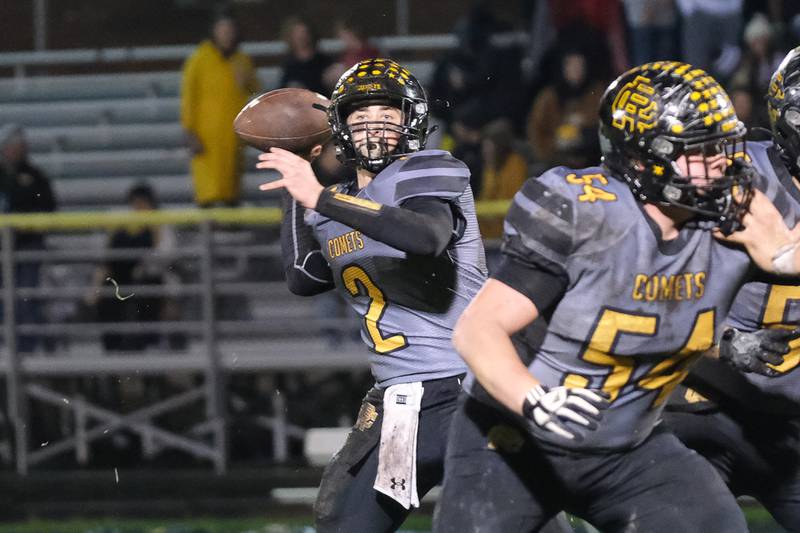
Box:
[599, 61, 753, 230]
[767, 46, 800, 178]
[328, 58, 429, 174]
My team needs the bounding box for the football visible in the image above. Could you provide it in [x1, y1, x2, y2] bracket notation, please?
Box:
[234, 88, 332, 153]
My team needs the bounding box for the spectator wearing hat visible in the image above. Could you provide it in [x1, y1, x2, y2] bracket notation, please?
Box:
[0, 124, 57, 352]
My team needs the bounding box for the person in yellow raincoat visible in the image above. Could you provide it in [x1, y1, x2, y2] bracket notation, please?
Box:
[181, 8, 260, 206]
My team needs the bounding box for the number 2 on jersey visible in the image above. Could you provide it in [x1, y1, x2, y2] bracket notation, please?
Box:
[342, 265, 408, 354]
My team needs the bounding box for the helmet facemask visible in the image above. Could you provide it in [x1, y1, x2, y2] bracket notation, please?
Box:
[661, 137, 753, 233]
[768, 46, 800, 178]
[772, 104, 800, 177]
[333, 97, 427, 174]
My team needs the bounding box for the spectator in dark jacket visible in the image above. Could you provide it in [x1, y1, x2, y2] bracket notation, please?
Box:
[0, 124, 57, 352]
[280, 17, 333, 95]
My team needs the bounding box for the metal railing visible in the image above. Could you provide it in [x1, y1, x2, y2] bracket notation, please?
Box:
[0, 201, 510, 475]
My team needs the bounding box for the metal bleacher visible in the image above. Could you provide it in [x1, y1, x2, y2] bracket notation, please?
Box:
[0, 33, 456, 208]
[0, 64, 434, 207]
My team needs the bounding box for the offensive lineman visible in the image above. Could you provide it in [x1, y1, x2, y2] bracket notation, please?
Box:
[434, 62, 800, 532]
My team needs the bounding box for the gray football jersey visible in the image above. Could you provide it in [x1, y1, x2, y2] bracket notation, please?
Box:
[725, 140, 800, 412]
[305, 149, 487, 387]
[466, 166, 756, 451]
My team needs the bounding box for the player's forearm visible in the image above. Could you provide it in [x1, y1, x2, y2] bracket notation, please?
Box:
[315, 189, 454, 256]
[280, 193, 334, 296]
[453, 316, 539, 416]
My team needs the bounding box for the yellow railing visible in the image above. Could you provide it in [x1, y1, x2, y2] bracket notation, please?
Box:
[0, 200, 512, 231]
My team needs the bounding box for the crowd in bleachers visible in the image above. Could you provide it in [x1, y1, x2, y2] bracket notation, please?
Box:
[255, 0, 800, 223]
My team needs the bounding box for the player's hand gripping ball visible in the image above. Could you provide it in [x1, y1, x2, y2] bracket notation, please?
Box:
[234, 88, 332, 154]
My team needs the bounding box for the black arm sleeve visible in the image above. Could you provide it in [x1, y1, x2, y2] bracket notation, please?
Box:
[280, 192, 335, 296]
[491, 253, 568, 315]
[314, 188, 457, 256]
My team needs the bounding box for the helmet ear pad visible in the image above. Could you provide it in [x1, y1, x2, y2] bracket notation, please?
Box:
[328, 59, 429, 174]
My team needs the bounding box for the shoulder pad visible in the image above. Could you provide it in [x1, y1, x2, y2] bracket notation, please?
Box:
[522, 166, 636, 256]
[365, 150, 470, 206]
[745, 141, 800, 223]
[503, 168, 581, 267]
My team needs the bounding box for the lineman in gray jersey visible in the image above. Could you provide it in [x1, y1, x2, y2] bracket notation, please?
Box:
[258, 59, 571, 533]
[665, 46, 800, 530]
[434, 61, 800, 533]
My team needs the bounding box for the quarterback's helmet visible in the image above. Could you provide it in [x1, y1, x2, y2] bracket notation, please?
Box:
[767, 46, 800, 178]
[328, 58, 429, 174]
[599, 61, 752, 229]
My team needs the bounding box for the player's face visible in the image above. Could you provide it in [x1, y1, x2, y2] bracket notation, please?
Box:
[346, 105, 403, 160]
[674, 149, 728, 186]
[213, 19, 238, 53]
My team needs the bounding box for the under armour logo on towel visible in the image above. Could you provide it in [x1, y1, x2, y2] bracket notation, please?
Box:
[391, 477, 406, 490]
[396, 395, 407, 404]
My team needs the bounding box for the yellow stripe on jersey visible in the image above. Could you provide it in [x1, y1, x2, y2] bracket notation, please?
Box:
[332, 193, 383, 212]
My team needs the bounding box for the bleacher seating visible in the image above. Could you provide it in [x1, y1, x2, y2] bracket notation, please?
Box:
[0, 60, 434, 208]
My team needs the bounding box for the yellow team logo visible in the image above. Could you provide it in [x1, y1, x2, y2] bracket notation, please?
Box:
[611, 75, 658, 134]
[355, 401, 379, 431]
[768, 71, 785, 124]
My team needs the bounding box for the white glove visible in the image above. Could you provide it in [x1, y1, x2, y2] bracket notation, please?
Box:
[522, 385, 608, 441]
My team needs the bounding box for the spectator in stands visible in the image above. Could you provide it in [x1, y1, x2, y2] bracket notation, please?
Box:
[547, 0, 628, 76]
[526, 48, 604, 170]
[428, 4, 510, 127]
[479, 119, 528, 205]
[729, 12, 784, 130]
[322, 18, 382, 90]
[676, 0, 743, 80]
[91, 184, 179, 352]
[444, 105, 485, 197]
[0, 124, 57, 353]
[477, 119, 528, 270]
[335, 19, 380, 69]
[181, 6, 259, 207]
[623, 0, 678, 65]
[279, 17, 333, 96]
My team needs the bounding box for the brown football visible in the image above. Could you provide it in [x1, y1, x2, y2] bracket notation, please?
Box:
[234, 88, 332, 153]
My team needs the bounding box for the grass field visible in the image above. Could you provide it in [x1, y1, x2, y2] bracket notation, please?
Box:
[0, 507, 784, 533]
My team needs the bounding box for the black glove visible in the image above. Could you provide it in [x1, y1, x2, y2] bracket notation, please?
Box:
[522, 385, 608, 441]
[719, 327, 800, 377]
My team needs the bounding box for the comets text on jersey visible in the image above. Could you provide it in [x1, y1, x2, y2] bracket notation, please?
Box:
[631, 272, 706, 302]
[327, 230, 365, 259]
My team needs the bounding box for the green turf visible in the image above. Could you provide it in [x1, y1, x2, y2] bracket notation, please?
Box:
[0, 506, 783, 533]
